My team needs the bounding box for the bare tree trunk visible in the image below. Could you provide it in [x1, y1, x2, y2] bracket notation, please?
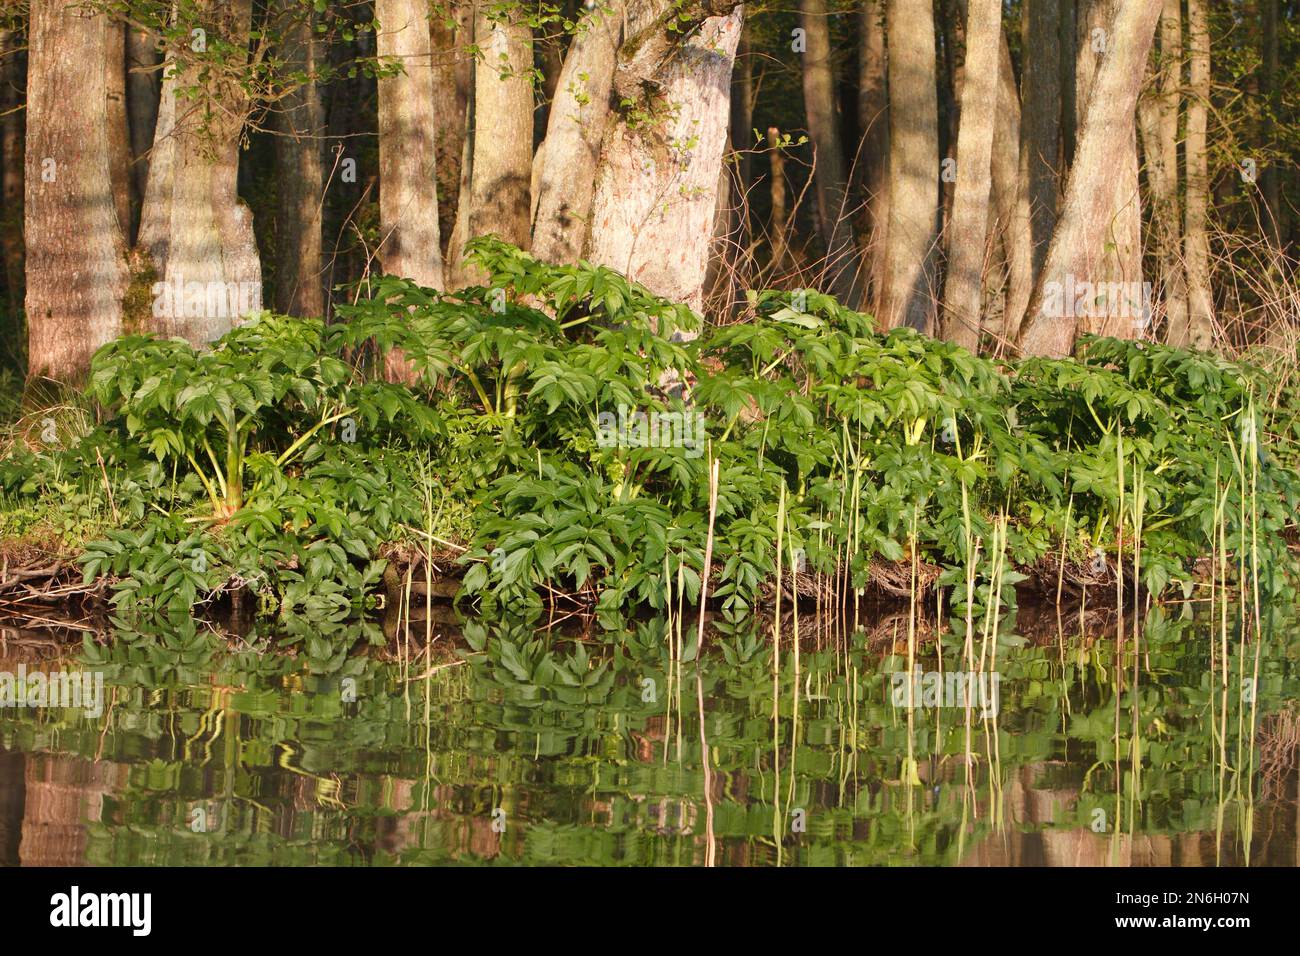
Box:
[941, 0, 1001, 351]
[1260, 0, 1281, 247]
[531, 1, 622, 265]
[1183, 0, 1213, 348]
[376, 0, 443, 290]
[587, 2, 743, 314]
[1018, 0, 1161, 357]
[1021, 0, 1062, 278]
[0, 27, 24, 322]
[767, 125, 788, 269]
[1138, 0, 1188, 345]
[460, 0, 533, 276]
[24, 0, 128, 386]
[991, 32, 1033, 341]
[881, 0, 939, 332]
[274, 2, 324, 318]
[801, 0, 858, 304]
[431, 3, 470, 258]
[125, 24, 160, 241]
[152, 0, 260, 344]
[857, 0, 888, 308]
[104, 18, 131, 242]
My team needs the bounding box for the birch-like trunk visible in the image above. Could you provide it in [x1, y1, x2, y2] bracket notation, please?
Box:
[587, 2, 743, 315]
[531, 1, 622, 265]
[940, 0, 1001, 351]
[1018, 0, 1162, 357]
[376, 0, 442, 291]
[881, 0, 939, 332]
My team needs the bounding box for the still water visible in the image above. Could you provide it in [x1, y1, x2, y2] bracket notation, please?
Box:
[0, 604, 1296, 866]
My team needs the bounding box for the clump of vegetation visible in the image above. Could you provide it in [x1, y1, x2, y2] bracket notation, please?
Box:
[1, 240, 1296, 655]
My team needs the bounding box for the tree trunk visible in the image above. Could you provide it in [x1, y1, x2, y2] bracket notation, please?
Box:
[941, 0, 1001, 351]
[531, 0, 622, 265]
[138, 0, 261, 345]
[1021, 0, 1062, 278]
[1182, 0, 1213, 349]
[24, 0, 129, 386]
[1138, 0, 1188, 345]
[431, 3, 471, 259]
[274, 1, 324, 318]
[376, 0, 442, 290]
[0, 27, 24, 323]
[587, 2, 743, 314]
[125, 24, 160, 242]
[801, 0, 858, 304]
[856, 0, 888, 308]
[881, 0, 939, 332]
[991, 32, 1034, 342]
[460, 1, 533, 276]
[1018, 0, 1161, 357]
[104, 18, 131, 242]
[768, 125, 788, 269]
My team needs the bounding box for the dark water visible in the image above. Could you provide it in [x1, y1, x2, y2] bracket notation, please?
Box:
[0, 605, 1296, 866]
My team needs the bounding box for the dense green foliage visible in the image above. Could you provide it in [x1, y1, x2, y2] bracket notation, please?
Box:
[1, 240, 1297, 654]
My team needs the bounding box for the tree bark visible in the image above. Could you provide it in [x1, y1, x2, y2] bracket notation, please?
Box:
[991, 32, 1033, 342]
[461, 0, 533, 276]
[138, 0, 261, 345]
[856, 0, 888, 308]
[1018, 0, 1161, 357]
[1137, 0, 1188, 345]
[587, 2, 743, 314]
[431, 3, 471, 258]
[104, 17, 131, 242]
[376, 0, 442, 289]
[881, 0, 939, 332]
[24, 0, 129, 386]
[941, 0, 1001, 351]
[1182, 0, 1213, 349]
[0, 27, 24, 323]
[1021, 0, 1062, 278]
[531, 0, 622, 265]
[125, 24, 160, 240]
[274, 1, 324, 318]
[800, 0, 858, 304]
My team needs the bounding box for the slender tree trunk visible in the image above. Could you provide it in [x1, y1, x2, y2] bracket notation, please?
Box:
[24, 0, 129, 386]
[104, 18, 131, 242]
[125, 24, 160, 242]
[1018, 0, 1161, 357]
[801, 0, 858, 303]
[274, 2, 324, 318]
[0, 27, 24, 323]
[587, 2, 743, 314]
[857, 0, 888, 308]
[767, 125, 788, 269]
[376, 0, 442, 290]
[531, 0, 622, 265]
[1138, 0, 1188, 344]
[1021, 0, 1062, 278]
[1260, 0, 1281, 247]
[460, 0, 533, 276]
[1183, 0, 1213, 348]
[881, 0, 939, 332]
[941, 0, 1001, 351]
[991, 32, 1033, 342]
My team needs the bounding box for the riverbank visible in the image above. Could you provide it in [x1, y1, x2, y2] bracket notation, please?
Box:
[2, 241, 1298, 650]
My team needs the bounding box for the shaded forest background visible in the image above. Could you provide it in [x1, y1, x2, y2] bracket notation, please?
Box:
[0, 0, 1295, 405]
